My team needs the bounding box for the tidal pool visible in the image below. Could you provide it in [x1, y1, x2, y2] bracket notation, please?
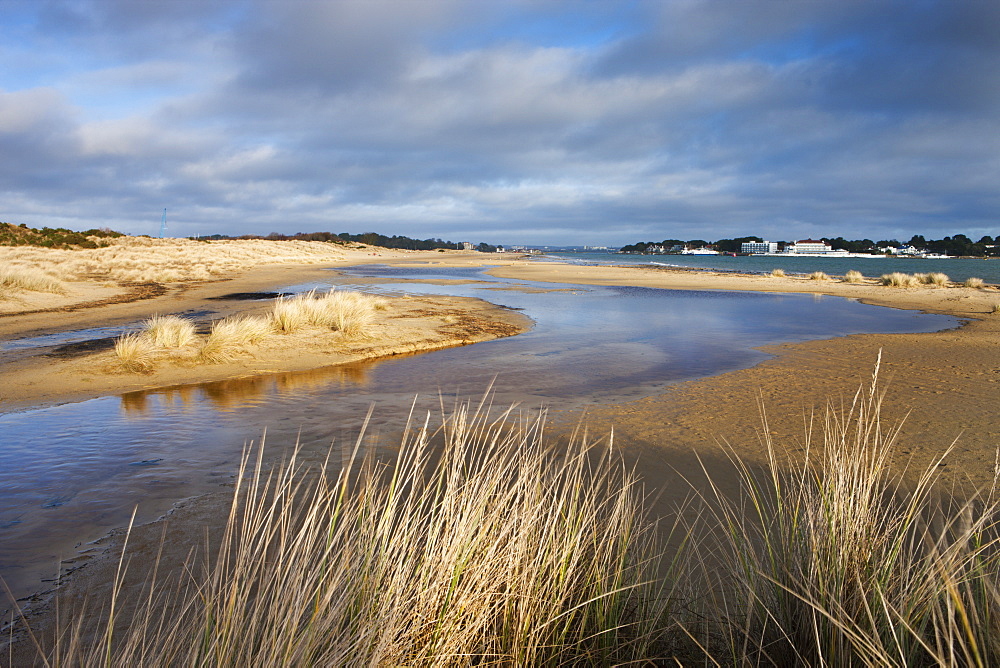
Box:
[0, 265, 958, 599]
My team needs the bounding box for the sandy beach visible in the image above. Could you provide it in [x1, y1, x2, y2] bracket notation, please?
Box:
[3, 243, 1000, 660]
[487, 261, 1000, 489]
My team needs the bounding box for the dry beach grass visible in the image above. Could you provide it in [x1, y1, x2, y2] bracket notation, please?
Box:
[9, 367, 1000, 665]
[114, 289, 389, 370]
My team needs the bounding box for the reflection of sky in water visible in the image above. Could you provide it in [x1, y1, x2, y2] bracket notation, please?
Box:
[0, 264, 959, 597]
[0, 323, 139, 352]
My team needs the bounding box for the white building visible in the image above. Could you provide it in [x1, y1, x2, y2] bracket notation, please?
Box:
[786, 239, 834, 254]
[740, 241, 779, 254]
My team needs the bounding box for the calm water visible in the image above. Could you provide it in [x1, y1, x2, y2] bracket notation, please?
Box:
[0, 265, 958, 599]
[547, 251, 1000, 284]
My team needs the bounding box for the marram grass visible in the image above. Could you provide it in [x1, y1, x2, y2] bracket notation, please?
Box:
[685, 356, 1000, 666]
[881, 272, 920, 288]
[111, 290, 387, 371]
[143, 315, 197, 348]
[842, 269, 864, 284]
[916, 272, 950, 286]
[15, 362, 1000, 665]
[270, 289, 387, 335]
[113, 332, 155, 373]
[199, 315, 273, 363]
[0, 266, 65, 296]
[30, 401, 678, 666]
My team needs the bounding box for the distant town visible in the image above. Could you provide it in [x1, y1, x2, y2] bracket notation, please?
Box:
[616, 235, 1000, 258]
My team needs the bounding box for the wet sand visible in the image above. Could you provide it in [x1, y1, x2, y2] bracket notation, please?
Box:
[488, 261, 1000, 491]
[3, 250, 999, 660]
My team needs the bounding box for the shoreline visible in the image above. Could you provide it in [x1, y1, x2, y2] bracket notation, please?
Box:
[487, 260, 1000, 492]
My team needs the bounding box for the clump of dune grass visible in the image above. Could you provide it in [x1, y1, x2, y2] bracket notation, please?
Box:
[842, 269, 864, 283]
[270, 289, 387, 337]
[964, 276, 985, 289]
[916, 271, 950, 286]
[270, 292, 313, 334]
[688, 356, 1000, 665]
[321, 290, 389, 336]
[807, 271, 829, 281]
[0, 266, 65, 296]
[199, 315, 272, 363]
[991, 303, 1000, 314]
[113, 332, 155, 373]
[880, 272, 919, 287]
[34, 401, 676, 665]
[768, 268, 786, 278]
[142, 315, 196, 348]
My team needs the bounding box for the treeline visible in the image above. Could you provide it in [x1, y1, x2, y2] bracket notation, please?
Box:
[0, 222, 123, 249]
[621, 234, 1000, 257]
[200, 230, 498, 253]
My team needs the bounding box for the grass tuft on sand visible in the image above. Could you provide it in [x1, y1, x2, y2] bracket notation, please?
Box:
[916, 271, 950, 286]
[143, 315, 197, 348]
[964, 277, 985, 289]
[35, 400, 676, 665]
[842, 269, 864, 283]
[807, 271, 830, 281]
[270, 289, 387, 336]
[199, 315, 273, 363]
[111, 290, 389, 371]
[686, 355, 1000, 665]
[113, 332, 156, 373]
[768, 268, 786, 278]
[880, 272, 920, 288]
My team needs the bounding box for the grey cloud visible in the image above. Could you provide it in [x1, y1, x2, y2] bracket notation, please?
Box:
[1, 0, 998, 244]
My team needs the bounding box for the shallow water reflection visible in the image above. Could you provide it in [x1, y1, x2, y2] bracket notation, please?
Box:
[0, 265, 958, 599]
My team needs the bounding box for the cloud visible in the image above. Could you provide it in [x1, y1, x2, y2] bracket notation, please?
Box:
[0, 0, 997, 243]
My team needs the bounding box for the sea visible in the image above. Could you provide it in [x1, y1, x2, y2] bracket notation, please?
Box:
[541, 251, 1000, 285]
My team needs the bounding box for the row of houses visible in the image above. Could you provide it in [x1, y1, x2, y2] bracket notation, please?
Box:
[740, 239, 839, 255]
[740, 239, 940, 257]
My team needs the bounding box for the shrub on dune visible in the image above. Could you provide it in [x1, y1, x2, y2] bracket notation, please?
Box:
[807, 271, 829, 281]
[964, 276, 985, 288]
[768, 268, 786, 278]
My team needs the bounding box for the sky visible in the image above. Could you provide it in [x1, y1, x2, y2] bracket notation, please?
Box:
[0, 0, 998, 246]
